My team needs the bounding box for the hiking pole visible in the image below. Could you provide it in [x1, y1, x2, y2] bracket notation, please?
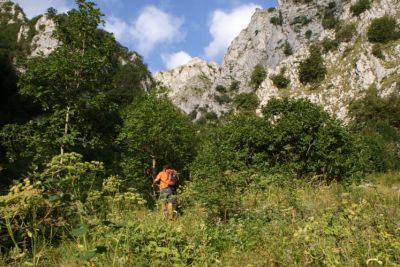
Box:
[151, 156, 158, 209]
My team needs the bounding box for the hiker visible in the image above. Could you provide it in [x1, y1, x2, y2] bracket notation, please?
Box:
[153, 164, 179, 219]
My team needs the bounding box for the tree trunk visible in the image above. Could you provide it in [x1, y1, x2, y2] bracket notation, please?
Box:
[60, 105, 70, 156]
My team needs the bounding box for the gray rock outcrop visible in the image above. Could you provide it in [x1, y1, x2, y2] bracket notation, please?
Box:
[155, 0, 400, 121]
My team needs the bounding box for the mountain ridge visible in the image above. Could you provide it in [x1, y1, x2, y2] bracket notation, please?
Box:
[155, 0, 400, 121]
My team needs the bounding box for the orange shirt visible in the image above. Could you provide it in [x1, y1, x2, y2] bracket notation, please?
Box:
[154, 171, 171, 189]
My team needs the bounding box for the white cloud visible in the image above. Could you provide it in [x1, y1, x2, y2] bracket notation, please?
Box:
[130, 6, 184, 56]
[14, 0, 71, 18]
[104, 16, 129, 42]
[204, 4, 260, 60]
[161, 51, 193, 69]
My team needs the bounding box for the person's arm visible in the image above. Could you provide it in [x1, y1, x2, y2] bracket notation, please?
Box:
[153, 172, 161, 185]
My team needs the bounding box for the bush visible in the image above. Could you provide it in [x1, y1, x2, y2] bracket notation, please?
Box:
[270, 68, 290, 89]
[349, 86, 400, 171]
[371, 44, 385, 59]
[261, 98, 367, 181]
[283, 41, 293, 56]
[192, 98, 368, 188]
[250, 64, 266, 90]
[233, 93, 259, 112]
[229, 80, 240, 91]
[267, 7, 276, 12]
[291, 15, 312, 26]
[270, 11, 283, 26]
[367, 15, 399, 43]
[328, 1, 336, 9]
[321, 37, 339, 53]
[357, 121, 400, 172]
[335, 23, 357, 43]
[214, 93, 231, 104]
[350, 0, 371, 16]
[350, 86, 400, 128]
[215, 85, 227, 93]
[305, 29, 312, 39]
[0, 153, 106, 254]
[322, 8, 337, 29]
[298, 45, 327, 84]
[203, 110, 218, 121]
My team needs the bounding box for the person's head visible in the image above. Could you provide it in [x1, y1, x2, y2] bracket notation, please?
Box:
[163, 163, 171, 170]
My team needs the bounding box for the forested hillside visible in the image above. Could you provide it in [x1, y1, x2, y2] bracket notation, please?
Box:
[0, 0, 399, 266]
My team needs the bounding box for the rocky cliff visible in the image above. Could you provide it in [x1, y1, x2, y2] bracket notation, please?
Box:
[1, 1, 152, 90]
[155, 0, 400, 121]
[0, 1, 58, 58]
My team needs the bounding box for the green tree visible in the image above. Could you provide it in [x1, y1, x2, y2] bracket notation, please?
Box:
[250, 64, 266, 90]
[117, 92, 196, 194]
[1, 1, 126, 172]
[298, 45, 327, 85]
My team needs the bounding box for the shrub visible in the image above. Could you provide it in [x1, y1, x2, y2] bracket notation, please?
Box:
[305, 29, 312, 39]
[189, 109, 198, 120]
[270, 16, 281, 26]
[271, 74, 290, 89]
[358, 121, 400, 171]
[335, 23, 357, 43]
[322, 8, 337, 29]
[298, 45, 327, 84]
[367, 15, 399, 43]
[267, 7, 276, 12]
[250, 64, 266, 90]
[215, 85, 227, 93]
[214, 93, 231, 105]
[270, 68, 290, 89]
[371, 44, 385, 59]
[203, 111, 218, 121]
[233, 93, 259, 112]
[192, 98, 368, 189]
[229, 80, 240, 91]
[291, 15, 311, 26]
[350, 0, 371, 16]
[328, 1, 336, 9]
[261, 98, 367, 181]
[283, 41, 293, 56]
[321, 37, 339, 53]
[349, 86, 400, 171]
[0, 153, 106, 254]
[270, 11, 283, 26]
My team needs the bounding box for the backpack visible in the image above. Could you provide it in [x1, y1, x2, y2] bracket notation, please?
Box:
[166, 169, 178, 186]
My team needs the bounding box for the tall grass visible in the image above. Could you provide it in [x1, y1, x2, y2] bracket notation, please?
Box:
[1, 173, 399, 266]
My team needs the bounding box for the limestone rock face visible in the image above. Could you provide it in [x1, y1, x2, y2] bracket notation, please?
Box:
[0, 1, 58, 57]
[0, 1, 25, 24]
[30, 15, 58, 57]
[154, 58, 220, 115]
[155, 0, 400, 121]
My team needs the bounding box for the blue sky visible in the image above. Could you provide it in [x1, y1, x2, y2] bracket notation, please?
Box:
[15, 0, 277, 72]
